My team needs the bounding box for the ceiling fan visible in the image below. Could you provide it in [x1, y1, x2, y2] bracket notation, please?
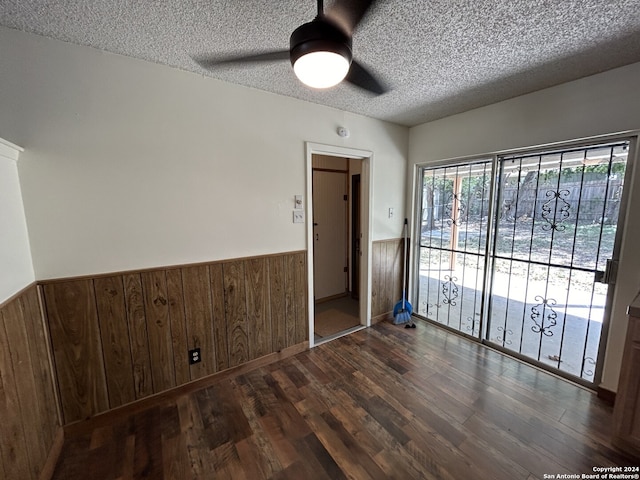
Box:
[193, 0, 388, 95]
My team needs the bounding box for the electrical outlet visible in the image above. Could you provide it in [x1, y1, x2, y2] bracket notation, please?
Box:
[189, 348, 201, 365]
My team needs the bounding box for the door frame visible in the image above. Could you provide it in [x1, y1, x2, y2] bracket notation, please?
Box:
[305, 142, 373, 348]
[351, 173, 361, 299]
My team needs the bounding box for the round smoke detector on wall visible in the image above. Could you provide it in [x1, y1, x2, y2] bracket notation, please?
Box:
[337, 127, 350, 138]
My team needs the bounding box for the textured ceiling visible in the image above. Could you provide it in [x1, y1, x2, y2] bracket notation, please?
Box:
[2, 0, 640, 126]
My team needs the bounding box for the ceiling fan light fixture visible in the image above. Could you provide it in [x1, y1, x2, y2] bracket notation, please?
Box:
[192, 1, 387, 96]
[290, 19, 352, 89]
[293, 50, 350, 89]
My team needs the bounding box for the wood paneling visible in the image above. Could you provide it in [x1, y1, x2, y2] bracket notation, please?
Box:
[271, 253, 307, 349]
[95, 276, 136, 408]
[124, 274, 154, 400]
[284, 255, 298, 347]
[44, 279, 109, 423]
[246, 257, 272, 360]
[141, 270, 176, 393]
[371, 239, 405, 320]
[21, 287, 59, 461]
[41, 251, 309, 424]
[0, 303, 32, 479]
[210, 263, 229, 373]
[166, 269, 190, 386]
[293, 252, 308, 344]
[269, 256, 287, 352]
[0, 284, 60, 480]
[182, 266, 215, 380]
[224, 260, 249, 368]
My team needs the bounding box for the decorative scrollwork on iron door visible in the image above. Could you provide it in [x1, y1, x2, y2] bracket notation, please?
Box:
[442, 275, 459, 306]
[422, 300, 442, 315]
[465, 315, 480, 336]
[444, 193, 467, 226]
[541, 189, 571, 231]
[497, 326, 513, 345]
[582, 357, 596, 377]
[530, 296, 558, 336]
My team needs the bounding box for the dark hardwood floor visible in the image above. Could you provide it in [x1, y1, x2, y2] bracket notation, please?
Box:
[53, 319, 639, 479]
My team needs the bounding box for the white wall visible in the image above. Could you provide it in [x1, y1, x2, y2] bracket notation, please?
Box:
[0, 139, 34, 303]
[0, 27, 408, 281]
[409, 61, 640, 392]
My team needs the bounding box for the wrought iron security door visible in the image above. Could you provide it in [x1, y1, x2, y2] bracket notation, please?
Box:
[416, 160, 493, 338]
[487, 142, 629, 383]
[416, 140, 631, 385]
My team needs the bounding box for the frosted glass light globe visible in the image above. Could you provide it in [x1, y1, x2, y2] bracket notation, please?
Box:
[293, 51, 350, 89]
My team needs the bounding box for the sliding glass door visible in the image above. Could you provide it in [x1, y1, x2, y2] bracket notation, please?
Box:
[486, 142, 629, 383]
[415, 140, 631, 385]
[416, 160, 493, 338]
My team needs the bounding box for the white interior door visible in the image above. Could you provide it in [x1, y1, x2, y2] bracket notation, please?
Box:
[313, 170, 347, 300]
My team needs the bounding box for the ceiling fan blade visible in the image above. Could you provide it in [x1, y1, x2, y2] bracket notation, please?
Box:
[345, 59, 388, 95]
[193, 49, 290, 69]
[325, 0, 377, 35]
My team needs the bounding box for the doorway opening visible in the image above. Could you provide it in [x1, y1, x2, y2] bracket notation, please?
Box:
[305, 142, 373, 347]
[312, 154, 362, 342]
[415, 139, 632, 387]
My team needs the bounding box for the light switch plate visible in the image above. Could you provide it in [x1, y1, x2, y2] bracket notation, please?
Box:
[293, 210, 305, 223]
[294, 195, 303, 209]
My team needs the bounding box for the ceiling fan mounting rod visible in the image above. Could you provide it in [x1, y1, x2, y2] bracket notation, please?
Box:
[317, 0, 324, 17]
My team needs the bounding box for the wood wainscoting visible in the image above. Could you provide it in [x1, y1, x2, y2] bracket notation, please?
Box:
[371, 238, 405, 322]
[41, 251, 308, 424]
[0, 284, 61, 480]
